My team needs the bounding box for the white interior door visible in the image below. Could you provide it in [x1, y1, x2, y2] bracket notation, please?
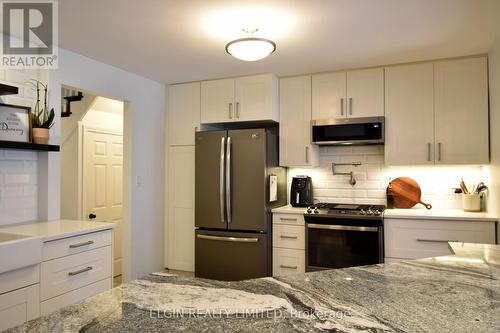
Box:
[83, 128, 123, 277]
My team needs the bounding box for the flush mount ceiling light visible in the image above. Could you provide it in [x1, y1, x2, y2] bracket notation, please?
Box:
[225, 37, 276, 62]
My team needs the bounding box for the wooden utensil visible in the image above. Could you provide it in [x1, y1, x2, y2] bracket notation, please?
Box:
[391, 177, 432, 209]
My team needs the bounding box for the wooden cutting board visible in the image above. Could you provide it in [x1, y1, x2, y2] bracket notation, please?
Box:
[391, 177, 432, 209]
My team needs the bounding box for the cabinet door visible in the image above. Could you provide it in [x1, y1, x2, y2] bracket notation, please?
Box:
[166, 146, 195, 271]
[234, 74, 278, 122]
[279, 76, 318, 166]
[346, 67, 384, 117]
[312, 72, 347, 119]
[0, 284, 39, 331]
[168, 82, 200, 145]
[385, 63, 435, 165]
[434, 57, 489, 164]
[201, 78, 234, 124]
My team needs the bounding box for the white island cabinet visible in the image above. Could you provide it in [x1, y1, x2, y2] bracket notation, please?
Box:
[0, 220, 115, 330]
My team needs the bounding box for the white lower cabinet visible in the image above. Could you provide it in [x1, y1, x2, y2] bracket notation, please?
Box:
[0, 284, 40, 331]
[40, 230, 113, 315]
[272, 212, 306, 276]
[385, 218, 496, 260]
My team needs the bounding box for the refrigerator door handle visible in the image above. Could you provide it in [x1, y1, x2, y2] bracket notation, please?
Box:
[197, 234, 259, 243]
[220, 137, 226, 223]
[226, 136, 232, 223]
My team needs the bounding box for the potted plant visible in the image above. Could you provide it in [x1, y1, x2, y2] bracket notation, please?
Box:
[30, 80, 54, 144]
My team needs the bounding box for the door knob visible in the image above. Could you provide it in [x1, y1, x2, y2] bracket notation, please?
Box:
[88, 213, 96, 220]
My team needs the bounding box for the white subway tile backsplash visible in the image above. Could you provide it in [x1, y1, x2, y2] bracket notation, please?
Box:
[289, 146, 486, 209]
[0, 68, 41, 226]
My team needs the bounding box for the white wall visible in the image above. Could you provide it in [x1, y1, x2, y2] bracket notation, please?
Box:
[487, 35, 500, 239]
[289, 146, 487, 209]
[0, 68, 44, 226]
[48, 48, 165, 281]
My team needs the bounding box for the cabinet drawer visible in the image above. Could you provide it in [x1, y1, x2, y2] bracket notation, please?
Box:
[385, 218, 496, 260]
[273, 213, 305, 226]
[40, 278, 111, 316]
[273, 248, 305, 276]
[41, 246, 112, 301]
[0, 284, 39, 331]
[273, 224, 305, 250]
[0, 264, 39, 295]
[43, 230, 112, 261]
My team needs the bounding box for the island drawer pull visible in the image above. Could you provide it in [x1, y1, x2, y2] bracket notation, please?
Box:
[280, 235, 298, 239]
[280, 217, 297, 222]
[280, 265, 298, 269]
[416, 238, 458, 243]
[69, 240, 94, 248]
[68, 266, 93, 276]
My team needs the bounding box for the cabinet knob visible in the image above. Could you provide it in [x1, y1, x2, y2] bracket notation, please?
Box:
[88, 213, 96, 220]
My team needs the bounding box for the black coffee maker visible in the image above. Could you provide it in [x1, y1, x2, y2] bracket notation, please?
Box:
[290, 176, 313, 207]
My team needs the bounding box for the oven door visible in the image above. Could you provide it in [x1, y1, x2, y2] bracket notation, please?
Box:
[306, 223, 383, 271]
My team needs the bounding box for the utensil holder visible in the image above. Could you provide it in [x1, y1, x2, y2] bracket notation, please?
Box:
[462, 194, 481, 212]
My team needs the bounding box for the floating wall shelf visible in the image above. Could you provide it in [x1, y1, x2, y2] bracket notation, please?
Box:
[0, 141, 60, 152]
[0, 83, 19, 96]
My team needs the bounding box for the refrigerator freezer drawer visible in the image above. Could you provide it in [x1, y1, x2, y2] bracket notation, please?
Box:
[195, 230, 269, 281]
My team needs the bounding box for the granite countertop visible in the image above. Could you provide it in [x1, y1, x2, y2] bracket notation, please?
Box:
[9, 242, 500, 333]
[0, 219, 115, 242]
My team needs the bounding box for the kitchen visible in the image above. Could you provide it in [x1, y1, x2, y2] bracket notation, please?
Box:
[1, 0, 500, 332]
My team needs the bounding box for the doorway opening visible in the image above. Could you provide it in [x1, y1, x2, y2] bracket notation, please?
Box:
[60, 85, 124, 287]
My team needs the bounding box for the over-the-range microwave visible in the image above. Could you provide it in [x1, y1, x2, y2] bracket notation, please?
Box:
[311, 116, 385, 146]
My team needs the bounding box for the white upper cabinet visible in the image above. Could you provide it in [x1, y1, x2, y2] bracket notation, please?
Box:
[385, 56, 489, 166]
[200, 74, 278, 124]
[312, 72, 346, 119]
[385, 63, 435, 165]
[235, 74, 278, 122]
[346, 68, 384, 118]
[201, 78, 235, 124]
[312, 68, 384, 120]
[168, 82, 200, 145]
[279, 75, 318, 167]
[434, 57, 489, 164]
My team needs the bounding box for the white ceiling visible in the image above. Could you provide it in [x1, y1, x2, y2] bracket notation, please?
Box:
[59, 0, 500, 84]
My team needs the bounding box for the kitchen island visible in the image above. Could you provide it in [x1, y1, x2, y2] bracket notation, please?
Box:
[7, 242, 500, 333]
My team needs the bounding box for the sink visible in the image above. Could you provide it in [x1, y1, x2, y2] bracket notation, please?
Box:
[0, 232, 43, 274]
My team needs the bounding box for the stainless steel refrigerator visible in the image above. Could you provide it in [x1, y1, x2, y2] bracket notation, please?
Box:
[195, 127, 286, 281]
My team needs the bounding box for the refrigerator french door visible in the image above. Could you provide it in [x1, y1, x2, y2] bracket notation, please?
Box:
[195, 128, 285, 281]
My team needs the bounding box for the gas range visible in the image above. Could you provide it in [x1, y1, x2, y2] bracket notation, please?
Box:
[304, 203, 386, 219]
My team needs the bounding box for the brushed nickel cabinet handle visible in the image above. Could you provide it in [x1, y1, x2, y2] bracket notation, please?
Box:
[438, 142, 442, 161]
[305, 146, 309, 163]
[280, 217, 297, 222]
[228, 103, 233, 119]
[427, 143, 431, 162]
[236, 102, 240, 118]
[69, 240, 94, 248]
[280, 265, 298, 269]
[280, 235, 298, 239]
[340, 98, 344, 116]
[349, 97, 353, 115]
[68, 266, 93, 276]
[416, 238, 458, 243]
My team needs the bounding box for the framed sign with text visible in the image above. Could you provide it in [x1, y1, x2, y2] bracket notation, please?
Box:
[0, 103, 31, 143]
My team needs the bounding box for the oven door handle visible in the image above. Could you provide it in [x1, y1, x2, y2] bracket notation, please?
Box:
[307, 223, 378, 232]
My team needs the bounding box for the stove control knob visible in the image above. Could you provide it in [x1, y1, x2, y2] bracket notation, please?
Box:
[366, 209, 374, 215]
[313, 208, 319, 214]
[306, 207, 313, 214]
[374, 209, 381, 216]
[359, 209, 366, 215]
